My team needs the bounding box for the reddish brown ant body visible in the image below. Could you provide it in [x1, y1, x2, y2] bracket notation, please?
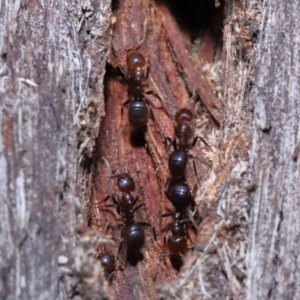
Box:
[167, 107, 211, 179]
[124, 51, 149, 128]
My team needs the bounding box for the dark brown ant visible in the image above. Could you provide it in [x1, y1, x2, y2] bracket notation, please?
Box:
[123, 51, 149, 128]
[99, 252, 115, 282]
[99, 163, 154, 266]
[160, 211, 197, 271]
[167, 107, 212, 179]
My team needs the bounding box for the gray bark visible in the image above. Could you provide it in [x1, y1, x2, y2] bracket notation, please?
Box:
[0, 1, 112, 299]
[247, 1, 300, 299]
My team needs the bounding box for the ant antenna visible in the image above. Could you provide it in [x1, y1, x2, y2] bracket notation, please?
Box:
[114, 19, 149, 53]
[101, 156, 112, 177]
[184, 86, 198, 108]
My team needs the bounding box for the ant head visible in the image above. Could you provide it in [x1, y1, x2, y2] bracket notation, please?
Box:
[111, 172, 135, 193]
[175, 108, 193, 125]
[126, 51, 146, 73]
[100, 253, 115, 273]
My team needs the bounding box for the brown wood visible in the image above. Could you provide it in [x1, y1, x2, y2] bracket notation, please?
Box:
[91, 0, 222, 299]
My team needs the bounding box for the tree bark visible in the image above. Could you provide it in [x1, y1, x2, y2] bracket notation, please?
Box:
[0, 0, 112, 299]
[1, 0, 300, 299]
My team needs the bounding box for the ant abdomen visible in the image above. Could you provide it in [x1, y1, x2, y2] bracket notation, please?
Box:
[125, 223, 145, 253]
[128, 100, 148, 127]
[168, 149, 188, 178]
[170, 182, 191, 209]
[167, 225, 187, 257]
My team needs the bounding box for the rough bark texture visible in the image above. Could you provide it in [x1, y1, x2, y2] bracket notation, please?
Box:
[246, 1, 300, 299]
[1, 0, 300, 299]
[0, 0, 113, 299]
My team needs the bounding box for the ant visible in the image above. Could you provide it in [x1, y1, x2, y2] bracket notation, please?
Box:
[122, 51, 149, 128]
[99, 162, 154, 266]
[160, 211, 197, 271]
[99, 252, 115, 282]
[167, 107, 212, 179]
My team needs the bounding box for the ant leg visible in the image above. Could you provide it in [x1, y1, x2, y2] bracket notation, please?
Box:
[158, 253, 171, 259]
[136, 19, 148, 49]
[116, 240, 126, 268]
[101, 156, 112, 176]
[145, 61, 150, 80]
[160, 212, 174, 218]
[162, 224, 173, 245]
[110, 194, 120, 207]
[136, 221, 157, 242]
[133, 202, 145, 213]
[188, 153, 212, 169]
[121, 99, 131, 116]
[164, 177, 170, 191]
[155, 138, 175, 173]
[190, 135, 214, 152]
[191, 208, 202, 226]
[133, 195, 140, 207]
[165, 138, 176, 154]
[149, 106, 155, 122]
[99, 194, 111, 204]
[193, 159, 198, 179]
[107, 271, 115, 284]
[185, 87, 197, 106]
[164, 184, 171, 202]
[189, 219, 198, 236]
[191, 182, 198, 200]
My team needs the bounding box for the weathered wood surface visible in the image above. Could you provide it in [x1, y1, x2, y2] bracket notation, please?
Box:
[0, 0, 113, 299]
[1, 0, 300, 299]
[246, 1, 300, 299]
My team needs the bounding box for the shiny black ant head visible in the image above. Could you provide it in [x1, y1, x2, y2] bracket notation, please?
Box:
[126, 51, 146, 73]
[175, 108, 193, 125]
[100, 253, 115, 273]
[126, 223, 145, 253]
[170, 182, 191, 208]
[111, 172, 135, 193]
